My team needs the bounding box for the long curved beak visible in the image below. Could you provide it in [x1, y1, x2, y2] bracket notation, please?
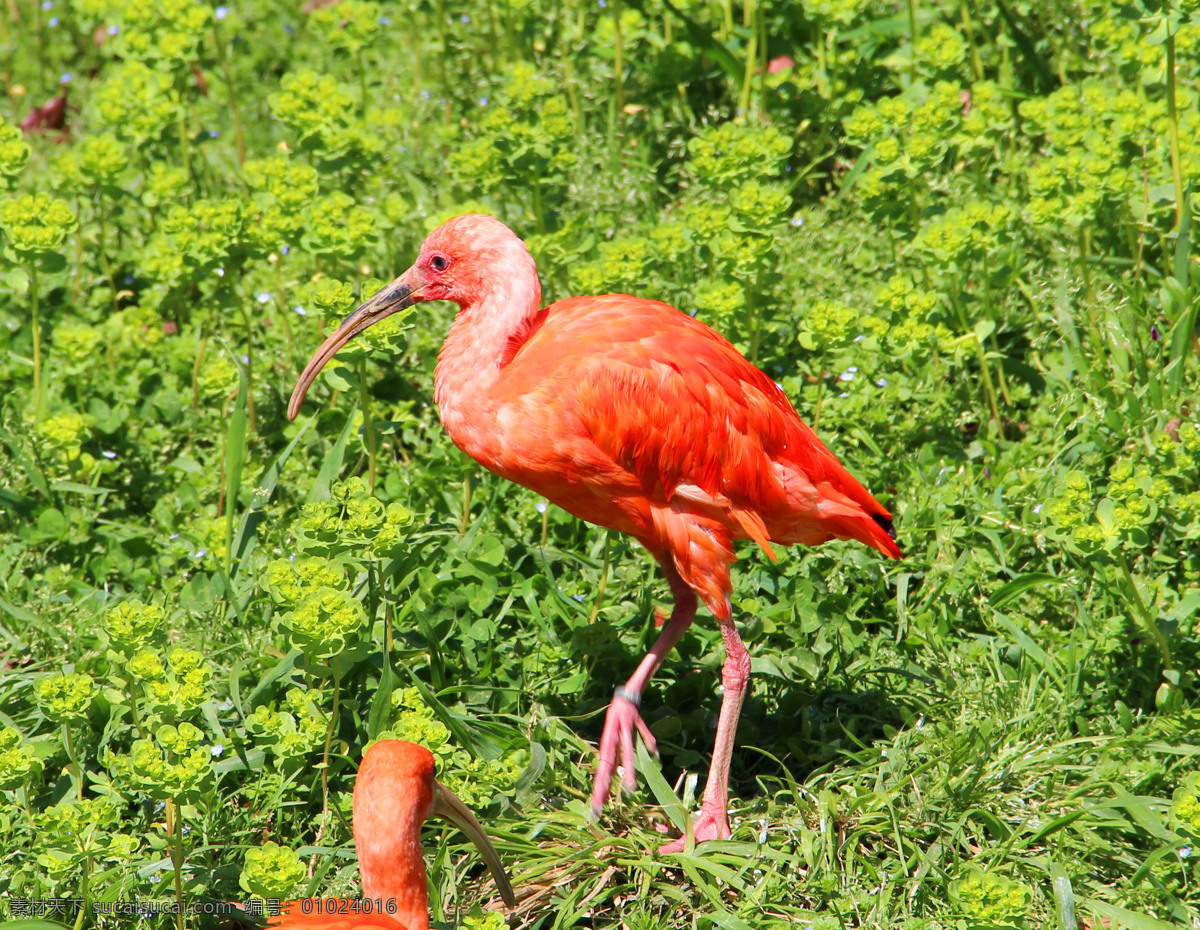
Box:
[431, 778, 517, 908]
[286, 272, 421, 421]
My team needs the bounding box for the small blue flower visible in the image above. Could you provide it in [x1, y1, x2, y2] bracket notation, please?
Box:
[240, 355, 249, 364]
[535, 502, 547, 513]
[281, 245, 290, 255]
[378, 15, 390, 24]
[479, 96, 488, 106]
[215, 5, 227, 18]
[208, 130, 219, 138]
[876, 378, 887, 387]
[194, 549, 208, 559]
[460, 13, 469, 22]
[42, 1, 52, 9]
[107, 24, 118, 34]
[102, 450, 117, 459]
[293, 305, 306, 316]
[215, 267, 225, 277]
[60, 72, 72, 84]
[211, 744, 224, 757]
[790, 215, 804, 227]
[48, 16, 58, 26]
[839, 367, 857, 382]
[257, 291, 272, 304]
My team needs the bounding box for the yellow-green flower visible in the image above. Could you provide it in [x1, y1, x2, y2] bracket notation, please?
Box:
[0, 727, 39, 790]
[240, 841, 307, 899]
[0, 193, 77, 254]
[37, 672, 98, 722]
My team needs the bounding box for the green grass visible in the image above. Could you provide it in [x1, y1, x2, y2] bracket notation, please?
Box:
[1, 0, 1200, 928]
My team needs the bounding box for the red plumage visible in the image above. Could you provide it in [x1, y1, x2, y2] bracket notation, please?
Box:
[266, 740, 513, 929]
[288, 214, 901, 851]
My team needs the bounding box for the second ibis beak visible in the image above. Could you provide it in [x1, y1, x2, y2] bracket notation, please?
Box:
[430, 778, 517, 908]
[286, 274, 420, 421]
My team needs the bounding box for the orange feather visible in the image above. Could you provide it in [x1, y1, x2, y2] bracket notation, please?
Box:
[287, 214, 901, 849]
[267, 741, 513, 930]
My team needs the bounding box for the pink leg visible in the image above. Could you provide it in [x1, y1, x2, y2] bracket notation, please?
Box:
[659, 613, 750, 853]
[590, 561, 697, 817]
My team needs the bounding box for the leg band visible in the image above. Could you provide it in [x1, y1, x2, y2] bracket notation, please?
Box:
[614, 685, 641, 708]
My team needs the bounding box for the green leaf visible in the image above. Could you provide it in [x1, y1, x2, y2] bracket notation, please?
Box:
[636, 739, 687, 835]
[1081, 899, 1179, 930]
[5, 266, 29, 294]
[367, 651, 396, 739]
[223, 355, 249, 567]
[990, 572, 1059, 609]
[308, 404, 358, 503]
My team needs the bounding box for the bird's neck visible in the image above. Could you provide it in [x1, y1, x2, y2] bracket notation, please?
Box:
[433, 269, 543, 453]
[358, 829, 429, 930]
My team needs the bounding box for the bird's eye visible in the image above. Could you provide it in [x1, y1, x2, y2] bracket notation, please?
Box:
[430, 255, 449, 271]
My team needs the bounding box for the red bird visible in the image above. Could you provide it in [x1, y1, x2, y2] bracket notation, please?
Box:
[287, 215, 901, 851]
[268, 740, 515, 929]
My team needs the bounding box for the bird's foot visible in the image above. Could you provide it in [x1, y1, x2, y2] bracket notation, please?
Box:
[590, 686, 658, 816]
[657, 803, 732, 853]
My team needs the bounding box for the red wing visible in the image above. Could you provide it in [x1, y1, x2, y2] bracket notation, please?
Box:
[504, 295, 900, 559]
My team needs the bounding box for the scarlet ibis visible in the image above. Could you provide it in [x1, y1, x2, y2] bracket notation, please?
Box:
[287, 215, 901, 851]
[268, 740, 515, 928]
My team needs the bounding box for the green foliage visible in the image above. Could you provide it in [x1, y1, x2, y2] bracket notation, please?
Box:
[2, 0, 1200, 928]
[240, 841, 307, 900]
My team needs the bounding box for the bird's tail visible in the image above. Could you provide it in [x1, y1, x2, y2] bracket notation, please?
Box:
[775, 477, 903, 560]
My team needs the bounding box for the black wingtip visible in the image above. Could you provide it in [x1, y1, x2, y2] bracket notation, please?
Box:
[872, 512, 897, 541]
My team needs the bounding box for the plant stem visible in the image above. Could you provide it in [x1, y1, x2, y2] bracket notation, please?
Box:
[907, 0, 918, 86]
[954, 293, 1001, 431]
[960, 0, 984, 81]
[745, 279, 762, 364]
[1165, 31, 1184, 232]
[236, 303, 258, 434]
[589, 531, 611, 623]
[738, 0, 757, 115]
[459, 476, 471, 536]
[178, 107, 192, 183]
[273, 258, 296, 361]
[96, 191, 118, 301]
[319, 665, 343, 841]
[356, 359, 378, 493]
[358, 49, 369, 118]
[210, 12, 246, 166]
[62, 723, 83, 799]
[166, 798, 186, 930]
[30, 263, 44, 422]
[1118, 553, 1173, 674]
[612, 0, 624, 111]
[532, 175, 545, 234]
[436, 0, 452, 124]
[128, 679, 148, 739]
[73, 856, 91, 930]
